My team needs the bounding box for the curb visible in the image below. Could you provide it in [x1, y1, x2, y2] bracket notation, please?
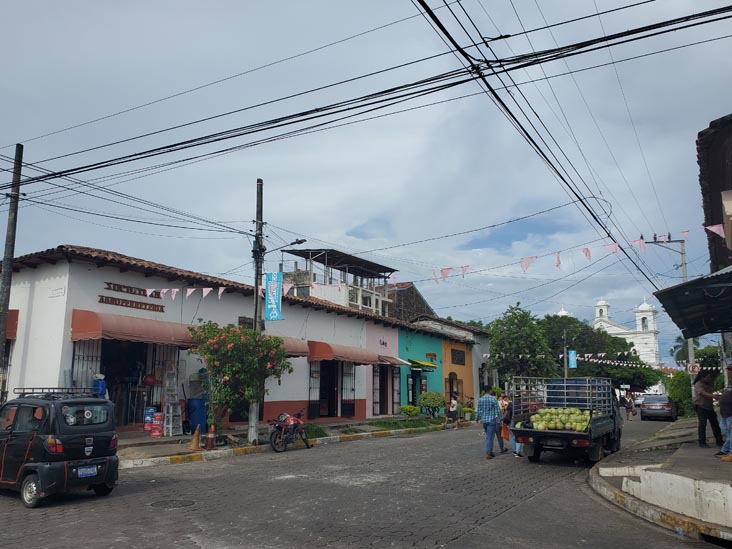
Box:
[119, 424, 444, 470]
[588, 466, 732, 542]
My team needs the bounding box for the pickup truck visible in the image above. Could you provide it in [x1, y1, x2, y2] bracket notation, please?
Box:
[510, 377, 622, 463]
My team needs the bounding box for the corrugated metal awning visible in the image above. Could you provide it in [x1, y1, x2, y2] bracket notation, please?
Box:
[71, 309, 193, 347]
[378, 355, 411, 366]
[308, 341, 380, 364]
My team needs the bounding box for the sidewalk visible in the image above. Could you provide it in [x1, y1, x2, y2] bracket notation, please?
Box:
[589, 417, 732, 543]
[116, 418, 446, 469]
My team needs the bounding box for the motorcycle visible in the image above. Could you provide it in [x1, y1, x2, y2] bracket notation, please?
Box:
[269, 409, 311, 452]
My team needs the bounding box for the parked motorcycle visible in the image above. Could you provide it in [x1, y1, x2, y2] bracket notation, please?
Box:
[269, 409, 311, 452]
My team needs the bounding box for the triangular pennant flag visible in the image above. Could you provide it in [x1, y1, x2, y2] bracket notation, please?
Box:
[186, 288, 196, 299]
[160, 289, 169, 299]
[440, 267, 452, 281]
[170, 288, 179, 301]
[682, 229, 689, 241]
[659, 234, 668, 243]
[282, 283, 293, 296]
[581, 247, 591, 261]
[555, 252, 561, 268]
[218, 287, 226, 299]
[631, 238, 646, 252]
[432, 270, 439, 285]
[461, 265, 469, 278]
[337, 279, 342, 292]
[704, 224, 726, 239]
[146, 289, 156, 297]
[520, 256, 537, 272]
[258, 286, 264, 297]
[202, 288, 213, 298]
[391, 274, 397, 284]
[310, 280, 318, 289]
[604, 242, 620, 254]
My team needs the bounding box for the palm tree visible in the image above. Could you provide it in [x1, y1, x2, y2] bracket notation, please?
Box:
[670, 336, 700, 361]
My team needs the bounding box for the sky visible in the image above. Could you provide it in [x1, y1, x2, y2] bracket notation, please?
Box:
[1, 1, 730, 364]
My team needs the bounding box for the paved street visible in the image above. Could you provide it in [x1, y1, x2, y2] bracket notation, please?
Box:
[0, 418, 707, 548]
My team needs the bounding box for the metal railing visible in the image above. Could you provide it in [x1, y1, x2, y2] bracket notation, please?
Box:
[511, 377, 613, 419]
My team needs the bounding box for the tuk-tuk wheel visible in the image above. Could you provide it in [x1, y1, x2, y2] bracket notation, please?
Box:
[21, 473, 42, 508]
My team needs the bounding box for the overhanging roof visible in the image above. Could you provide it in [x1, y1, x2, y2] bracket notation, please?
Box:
[71, 309, 193, 347]
[307, 341, 380, 364]
[654, 265, 732, 338]
[283, 249, 396, 279]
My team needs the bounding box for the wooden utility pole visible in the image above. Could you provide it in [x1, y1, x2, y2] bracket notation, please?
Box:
[0, 144, 23, 402]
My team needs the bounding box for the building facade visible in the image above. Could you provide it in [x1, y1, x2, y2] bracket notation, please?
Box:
[591, 298, 660, 366]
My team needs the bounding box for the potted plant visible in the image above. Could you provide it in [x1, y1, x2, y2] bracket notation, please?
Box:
[462, 407, 474, 421]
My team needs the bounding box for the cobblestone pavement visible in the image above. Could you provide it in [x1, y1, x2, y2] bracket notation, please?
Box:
[0, 420, 706, 548]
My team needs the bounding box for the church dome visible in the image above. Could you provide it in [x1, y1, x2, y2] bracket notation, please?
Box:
[557, 305, 572, 317]
[637, 299, 654, 311]
[596, 298, 609, 307]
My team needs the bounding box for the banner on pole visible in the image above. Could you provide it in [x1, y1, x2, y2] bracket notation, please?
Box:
[265, 272, 283, 321]
[568, 350, 577, 369]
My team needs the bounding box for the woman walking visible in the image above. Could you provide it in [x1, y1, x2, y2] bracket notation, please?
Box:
[624, 392, 634, 421]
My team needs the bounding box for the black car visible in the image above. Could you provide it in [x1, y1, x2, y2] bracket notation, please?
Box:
[0, 388, 119, 508]
[639, 394, 678, 421]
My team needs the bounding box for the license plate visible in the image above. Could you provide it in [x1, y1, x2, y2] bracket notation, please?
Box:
[78, 465, 97, 478]
[649, 405, 661, 409]
[544, 438, 563, 447]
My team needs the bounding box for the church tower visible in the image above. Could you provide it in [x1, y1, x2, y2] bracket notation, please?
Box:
[595, 298, 610, 321]
[635, 298, 658, 332]
[633, 298, 659, 365]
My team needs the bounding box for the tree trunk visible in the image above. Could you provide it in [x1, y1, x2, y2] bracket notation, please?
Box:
[248, 401, 259, 445]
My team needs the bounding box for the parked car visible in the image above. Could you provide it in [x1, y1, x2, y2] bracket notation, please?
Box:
[639, 395, 678, 421]
[0, 388, 119, 508]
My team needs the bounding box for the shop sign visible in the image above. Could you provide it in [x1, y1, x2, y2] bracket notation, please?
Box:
[98, 295, 165, 312]
[264, 272, 283, 321]
[104, 282, 162, 299]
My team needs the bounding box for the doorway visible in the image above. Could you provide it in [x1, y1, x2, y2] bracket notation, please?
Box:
[319, 360, 338, 417]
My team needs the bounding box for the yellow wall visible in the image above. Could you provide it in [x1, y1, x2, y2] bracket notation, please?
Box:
[442, 340, 474, 405]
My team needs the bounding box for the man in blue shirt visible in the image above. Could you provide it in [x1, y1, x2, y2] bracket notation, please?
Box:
[474, 389, 501, 459]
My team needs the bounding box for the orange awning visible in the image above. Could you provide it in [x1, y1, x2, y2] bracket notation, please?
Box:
[5, 309, 18, 340]
[278, 336, 309, 357]
[71, 309, 193, 347]
[308, 341, 380, 364]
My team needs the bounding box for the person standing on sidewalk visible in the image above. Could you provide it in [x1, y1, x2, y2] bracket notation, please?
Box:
[500, 393, 522, 457]
[717, 364, 732, 458]
[693, 370, 722, 448]
[475, 389, 501, 460]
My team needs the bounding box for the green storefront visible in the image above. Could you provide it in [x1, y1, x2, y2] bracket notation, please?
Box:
[398, 329, 443, 407]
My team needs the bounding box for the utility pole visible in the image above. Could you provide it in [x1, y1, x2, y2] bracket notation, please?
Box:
[647, 235, 695, 397]
[563, 329, 568, 379]
[252, 178, 265, 333]
[0, 144, 23, 402]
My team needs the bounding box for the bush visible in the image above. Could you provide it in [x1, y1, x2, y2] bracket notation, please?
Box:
[462, 407, 474, 416]
[304, 423, 328, 439]
[418, 391, 446, 417]
[399, 405, 420, 417]
[667, 371, 692, 416]
[491, 386, 502, 397]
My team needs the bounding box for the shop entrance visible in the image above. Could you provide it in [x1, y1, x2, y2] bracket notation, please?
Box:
[319, 361, 338, 417]
[101, 340, 149, 426]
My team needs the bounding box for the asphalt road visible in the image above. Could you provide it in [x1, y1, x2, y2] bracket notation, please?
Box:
[0, 417, 708, 548]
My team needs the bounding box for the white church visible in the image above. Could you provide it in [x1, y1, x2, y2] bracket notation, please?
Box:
[590, 298, 660, 366]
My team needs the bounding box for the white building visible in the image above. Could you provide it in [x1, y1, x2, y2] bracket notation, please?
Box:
[591, 298, 660, 366]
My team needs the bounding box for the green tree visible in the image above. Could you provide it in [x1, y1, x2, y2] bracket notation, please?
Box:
[669, 336, 700, 361]
[488, 305, 559, 381]
[667, 370, 692, 415]
[418, 391, 445, 417]
[189, 321, 292, 444]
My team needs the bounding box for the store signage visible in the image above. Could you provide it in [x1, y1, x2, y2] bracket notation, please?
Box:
[568, 350, 577, 369]
[104, 282, 161, 299]
[98, 295, 165, 312]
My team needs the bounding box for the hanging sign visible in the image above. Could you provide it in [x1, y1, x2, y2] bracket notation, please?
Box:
[264, 272, 283, 321]
[687, 363, 700, 375]
[568, 350, 577, 369]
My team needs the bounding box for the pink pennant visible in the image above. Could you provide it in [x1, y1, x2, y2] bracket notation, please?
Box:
[160, 289, 169, 299]
[170, 288, 179, 301]
[555, 252, 561, 268]
[440, 267, 452, 281]
[520, 256, 537, 272]
[218, 287, 226, 299]
[581, 247, 591, 261]
[604, 242, 620, 254]
[202, 288, 213, 298]
[282, 283, 293, 296]
[185, 288, 196, 299]
[461, 265, 469, 278]
[337, 279, 342, 292]
[310, 280, 318, 289]
[258, 286, 264, 297]
[659, 234, 668, 243]
[682, 229, 689, 241]
[432, 270, 439, 285]
[631, 238, 646, 252]
[704, 224, 726, 239]
[391, 274, 397, 284]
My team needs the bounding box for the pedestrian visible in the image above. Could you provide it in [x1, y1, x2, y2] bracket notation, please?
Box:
[494, 394, 509, 454]
[715, 365, 732, 458]
[624, 392, 634, 421]
[693, 370, 723, 448]
[500, 393, 521, 457]
[444, 391, 460, 430]
[474, 389, 501, 460]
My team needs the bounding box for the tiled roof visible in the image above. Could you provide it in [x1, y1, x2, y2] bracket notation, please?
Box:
[411, 313, 491, 336]
[13, 245, 469, 343]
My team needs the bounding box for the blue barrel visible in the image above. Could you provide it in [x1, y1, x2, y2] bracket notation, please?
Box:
[187, 398, 208, 434]
[92, 379, 107, 399]
[143, 406, 157, 424]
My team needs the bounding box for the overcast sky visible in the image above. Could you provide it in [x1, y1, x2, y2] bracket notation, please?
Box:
[2, 1, 730, 364]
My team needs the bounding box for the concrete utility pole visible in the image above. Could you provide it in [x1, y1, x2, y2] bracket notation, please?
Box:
[252, 178, 265, 333]
[647, 236, 695, 397]
[563, 330, 568, 379]
[0, 144, 23, 402]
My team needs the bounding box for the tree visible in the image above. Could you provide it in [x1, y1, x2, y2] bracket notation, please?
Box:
[539, 314, 663, 390]
[667, 370, 692, 415]
[418, 391, 445, 417]
[669, 336, 700, 361]
[189, 321, 292, 444]
[488, 305, 559, 382]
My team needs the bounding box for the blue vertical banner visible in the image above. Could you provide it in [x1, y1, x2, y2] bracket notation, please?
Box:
[568, 350, 577, 369]
[264, 272, 283, 321]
